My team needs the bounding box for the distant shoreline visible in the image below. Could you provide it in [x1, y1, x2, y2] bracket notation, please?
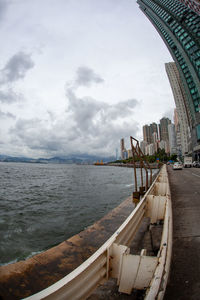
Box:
[103, 162, 160, 169]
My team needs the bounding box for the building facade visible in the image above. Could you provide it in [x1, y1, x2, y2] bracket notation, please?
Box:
[146, 143, 156, 155]
[174, 108, 182, 156]
[165, 62, 191, 155]
[143, 124, 151, 143]
[137, 0, 200, 157]
[140, 140, 148, 154]
[159, 117, 171, 142]
[150, 122, 159, 143]
[159, 140, 168, 153]
[179, 0, 200, 15]
[168, 123, 177, 154]
[127, 149, 133, 158]
[143, 123, 158, 144]
[142, 119, 172, 155]
[120, 138, 125, 160]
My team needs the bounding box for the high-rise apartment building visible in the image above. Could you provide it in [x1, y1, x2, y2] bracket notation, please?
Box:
[152, 131, 158, 143]
[120, 138, 125, 159]
[168, 123, 177, 154]
[174, 108, 182, 155]
[143, 125, 151, 143]
[137, 0, 200, 156]
[179, 0, 200, 15]
[143, 123, 158, 144]
[174, 108, 179, 129]
[165, 62, 191, 155]
[150, 122, 158, 143]
[127, 149, 133, 158]
[140, 140, 148, 154]
[142, 120, 170, 154]
[159, 117, 171, 142]
[159, 140, 168, 153]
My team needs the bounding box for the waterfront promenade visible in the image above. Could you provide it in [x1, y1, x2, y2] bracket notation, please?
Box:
[165, 166, 200, 300]
[88, 165, 200, 300]
[0, 166, 199, 299]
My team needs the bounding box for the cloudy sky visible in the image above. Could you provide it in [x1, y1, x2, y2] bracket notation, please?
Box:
[0, 0, 175, 158]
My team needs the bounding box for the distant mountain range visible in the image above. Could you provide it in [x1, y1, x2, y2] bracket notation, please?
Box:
[0, 154, 115, 164]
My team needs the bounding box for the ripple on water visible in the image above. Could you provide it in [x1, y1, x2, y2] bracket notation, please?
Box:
[0, 163, 158, 265]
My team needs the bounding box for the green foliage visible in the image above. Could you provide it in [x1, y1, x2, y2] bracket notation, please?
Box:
[109, 148, 177, 165]
[170, 153, 177, 161]
[154, 148, 168, 162]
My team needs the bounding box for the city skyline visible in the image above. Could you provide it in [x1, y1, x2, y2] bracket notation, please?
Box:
[119, 116, 175, 160]
[0, 0, 176, 158]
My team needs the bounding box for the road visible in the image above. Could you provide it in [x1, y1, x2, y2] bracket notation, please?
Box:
[165, 166, 200, 300]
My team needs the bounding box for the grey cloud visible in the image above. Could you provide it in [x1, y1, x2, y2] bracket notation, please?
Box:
[67, 89, 102, 131]
[75, 66, 104, 87]
[9, 95, 139, 155]
[0, 109, 15, 119]
[162, 108, 174, 122]
[105, 98, 139, 120]
[0, 51, 34, 104]
[0, 51, 34, 85]
[10, 118, 67, 154]
[47, 110, 56, 122]
[65, 85, 139, 154]
[10, 111, 139, 157]
[0, 88, 24, 103]
[67, 88, 139, 131]
[0, 0, 8, 20]
[84, 121, 138, 153]
[9, 66, 139, 157]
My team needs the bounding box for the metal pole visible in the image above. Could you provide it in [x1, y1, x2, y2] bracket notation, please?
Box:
[130, 137, 138, 192]
[131, 137, 152, 192]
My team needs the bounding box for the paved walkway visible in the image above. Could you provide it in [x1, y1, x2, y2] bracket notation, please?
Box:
[165, 166, 200, 300]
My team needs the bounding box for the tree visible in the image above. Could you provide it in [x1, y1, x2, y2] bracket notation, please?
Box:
[169, 154, 177, 161]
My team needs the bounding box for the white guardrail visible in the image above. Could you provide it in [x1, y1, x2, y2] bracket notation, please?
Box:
[24, 165, 172, 300]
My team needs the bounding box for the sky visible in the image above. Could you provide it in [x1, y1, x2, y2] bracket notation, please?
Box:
[0, 0, 175, 158]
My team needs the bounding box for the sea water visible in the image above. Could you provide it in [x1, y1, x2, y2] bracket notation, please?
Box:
[0, 162, 156, 265]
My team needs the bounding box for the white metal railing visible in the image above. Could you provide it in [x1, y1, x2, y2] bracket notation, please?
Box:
[24, 165, 172, 300]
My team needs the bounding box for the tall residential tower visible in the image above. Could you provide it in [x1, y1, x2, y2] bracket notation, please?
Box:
[159, 117, 171, 142]
[120, 138, 125, 160]
[179, 0, 200, 15]
[165, 62, 191, 155]
[137, 0, 200, 158]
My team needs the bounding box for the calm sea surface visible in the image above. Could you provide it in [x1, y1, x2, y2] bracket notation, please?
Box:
[0, 162, 157, 265]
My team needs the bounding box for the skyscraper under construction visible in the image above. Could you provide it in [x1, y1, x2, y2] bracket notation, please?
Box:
[137, 0, 200, 158]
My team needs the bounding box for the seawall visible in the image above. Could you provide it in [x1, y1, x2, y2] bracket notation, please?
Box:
[0, 196, 135, 300]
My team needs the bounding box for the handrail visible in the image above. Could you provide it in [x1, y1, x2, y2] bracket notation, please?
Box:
[24, 165, 172, 300]
[145, 167, 172, 299]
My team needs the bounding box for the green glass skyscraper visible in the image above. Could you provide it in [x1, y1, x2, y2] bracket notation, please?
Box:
[137, 0, 200, 157]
